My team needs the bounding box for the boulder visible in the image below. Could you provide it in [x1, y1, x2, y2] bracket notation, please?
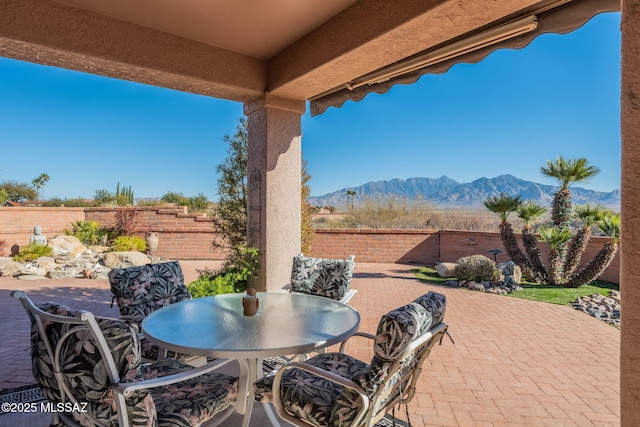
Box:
[48, 235, 88, 259]
[35, 256, 58, 272]
[0, 259, 22, 277]
[102, 251, 151, 269]
[48, 269, 82, 279]
[435, 262, 457, 278]
[20, 264, 47, 277]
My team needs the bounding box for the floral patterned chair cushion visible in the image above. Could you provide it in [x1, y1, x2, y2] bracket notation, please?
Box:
[23, 298, 238, 427]
[109, 261, 192, 318]
[109, 261, 192, 361]
[290, 255, 355, 301]
[254, 291, 447, 427]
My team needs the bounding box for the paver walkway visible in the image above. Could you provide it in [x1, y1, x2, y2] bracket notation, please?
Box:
[0, 262, 620, 426]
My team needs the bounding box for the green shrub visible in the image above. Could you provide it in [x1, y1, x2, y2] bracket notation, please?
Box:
[112, 235, 147, 252]
[188, 247, 259, 297]
[188, 270, 248, 298]
[455, 254, 499, 282]
[13, 243, 54, 262]
[65, 220, 106, 245]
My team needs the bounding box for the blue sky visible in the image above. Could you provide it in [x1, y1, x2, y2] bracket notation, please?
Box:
[0, 12, 620, 201]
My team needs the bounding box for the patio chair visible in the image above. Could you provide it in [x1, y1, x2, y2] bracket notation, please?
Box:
[12, 290, 238, 427]
[108, 260, 193, 361]
[254, 291, 448, 427]
[283, 254, 357, 304]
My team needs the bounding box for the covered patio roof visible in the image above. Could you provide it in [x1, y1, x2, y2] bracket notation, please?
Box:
[0, 0, 619, 110]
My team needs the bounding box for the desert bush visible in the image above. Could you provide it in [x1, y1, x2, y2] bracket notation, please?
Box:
[188, 270, 247, 297]
[43, 198, 94, 207]
[327, 196, 433, 229]
[13, 243, 54, 262]
[113, 208, 139, 236]
[188, 247, 259, 297]
[112, 235, 147, 252]
[65, 220, 106, 245]
[455, 254, 499, 282]
[426, 209, 508, 231]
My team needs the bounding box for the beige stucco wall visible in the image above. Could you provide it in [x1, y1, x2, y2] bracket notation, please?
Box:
[621, 0, 639, 424]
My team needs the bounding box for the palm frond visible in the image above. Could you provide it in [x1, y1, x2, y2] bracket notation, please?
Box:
[597, 210, 620, 240]
[484, 193, 522, 222]
[517, 201, 547, 227]
[537, 225, 573, 248]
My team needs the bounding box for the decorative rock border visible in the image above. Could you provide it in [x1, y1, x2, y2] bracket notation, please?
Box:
[445, 279, 523, 294]
[572, 290, 620, 327]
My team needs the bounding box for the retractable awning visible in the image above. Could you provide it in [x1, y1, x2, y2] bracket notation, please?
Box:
[310, 0, 620, 116]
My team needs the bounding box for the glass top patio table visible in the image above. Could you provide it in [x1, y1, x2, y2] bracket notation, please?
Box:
[142, 292, 361, 427]
[141, 292, 361, 359]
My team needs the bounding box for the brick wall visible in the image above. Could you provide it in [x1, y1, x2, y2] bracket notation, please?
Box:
[313, 228, 619, 284]
[0, 207, 620, 283]
[84, 207, 228, 260]
[312, 229, 440, 264]
[0, 207, 85, 254]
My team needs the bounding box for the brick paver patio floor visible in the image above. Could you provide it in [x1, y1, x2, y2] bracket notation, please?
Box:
[0, 262, 620, 426]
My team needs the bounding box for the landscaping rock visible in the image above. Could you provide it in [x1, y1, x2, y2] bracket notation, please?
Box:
[436, 262, 457, 278]
[35, 256, 58, 271]
[573, 291, 620, 327]
[0, 259, 22, 277]
[446, 280, 460, 287]
[20, 264, 46, 276]
[48, 235, 88, 259]
[102, 251, 151, 269]
[48, 269, 82, 279]
[471, 282, 485, 291]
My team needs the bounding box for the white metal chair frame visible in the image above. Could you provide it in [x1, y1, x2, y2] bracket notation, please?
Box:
[12, 290, 236, 427]
[270, 323, 448, 427]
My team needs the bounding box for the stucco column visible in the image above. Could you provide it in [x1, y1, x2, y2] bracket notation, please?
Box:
[621, 1, 640, 425]
[243, 94, 304, 291]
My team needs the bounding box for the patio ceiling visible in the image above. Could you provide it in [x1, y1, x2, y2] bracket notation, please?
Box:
[0, 0, 620, 112]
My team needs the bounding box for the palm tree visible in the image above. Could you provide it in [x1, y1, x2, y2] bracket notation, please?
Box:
[484, 193, 536, 280]
[39, 173, 50, 201]
[563, 204, 605, 277]
[31, 173, 50, 201]
[346, 190, 357, 211]
[31, 177, 42, 201]
[540, 156, 600, 228]
[537, 226, 573, 285]
[563, 211, 620, 288]
[516, 201, 547, 281]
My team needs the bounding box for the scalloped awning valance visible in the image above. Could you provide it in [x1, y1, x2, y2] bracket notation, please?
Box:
[310, 0, 620, 116]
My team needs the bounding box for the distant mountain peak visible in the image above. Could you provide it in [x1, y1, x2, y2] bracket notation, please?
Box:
[308, 175, 620, 209]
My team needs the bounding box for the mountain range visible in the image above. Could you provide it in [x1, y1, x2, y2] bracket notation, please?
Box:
[308, 175, 620, 209]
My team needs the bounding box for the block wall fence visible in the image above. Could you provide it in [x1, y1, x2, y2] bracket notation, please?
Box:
[0, 207, 619, 283]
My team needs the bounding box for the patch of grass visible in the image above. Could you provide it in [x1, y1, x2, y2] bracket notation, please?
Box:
[412, 267, 450, 286]
[413, 266, 619, 306]
[506, 281, 618, 306]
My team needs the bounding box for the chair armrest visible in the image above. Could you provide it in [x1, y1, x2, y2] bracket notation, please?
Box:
[114, 358, 234, 397]
[339, 289, 357, 304]
[338, 332, 376, 353]
[272, 361, 370, 427]
[279, 284, 292, 293]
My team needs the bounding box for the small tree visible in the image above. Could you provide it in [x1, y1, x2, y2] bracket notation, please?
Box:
[301, 160, 314, 255]
[211, 118, 249, 267]
[0, 180, 37, 202]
